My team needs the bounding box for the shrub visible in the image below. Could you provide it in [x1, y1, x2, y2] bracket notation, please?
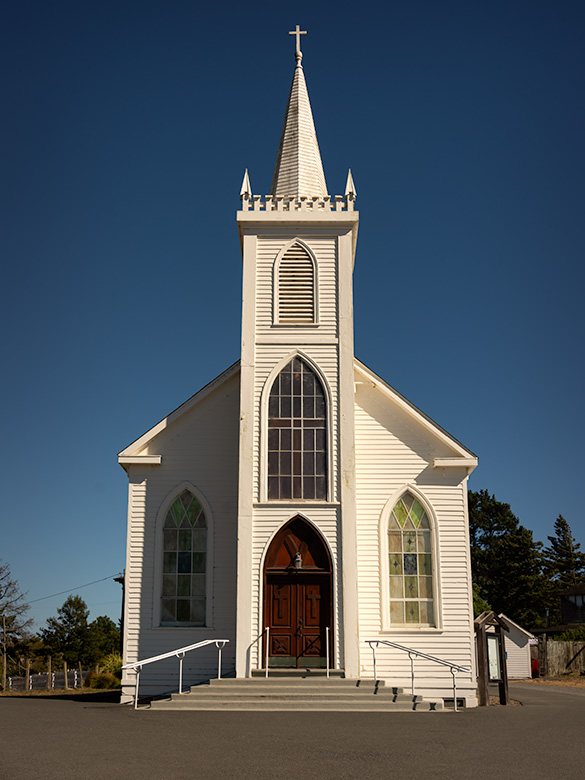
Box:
[84, 670, 120, 689]
[99, 652, 123, 679]
[553, 627, 585, 641]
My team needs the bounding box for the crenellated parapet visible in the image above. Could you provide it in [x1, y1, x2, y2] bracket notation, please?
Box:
[240, 193, 356, 213]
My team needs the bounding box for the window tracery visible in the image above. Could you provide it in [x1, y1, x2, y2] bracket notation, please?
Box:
[161, 489, 207, 625]
[388, 492, 434, 625]
[267, 357, 327, 500]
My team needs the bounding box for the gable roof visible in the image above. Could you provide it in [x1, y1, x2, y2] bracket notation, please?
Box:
[498, 614, 536, 639]
[118, 356, 477, 473]
[118, 360, 240, 465]
[354, 357, 478, 466]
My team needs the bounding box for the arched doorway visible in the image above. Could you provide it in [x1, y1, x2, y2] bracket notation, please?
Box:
[263, 516, 332, 668]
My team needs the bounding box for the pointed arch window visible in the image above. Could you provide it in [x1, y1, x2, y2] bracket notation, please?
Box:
[388, 493, 434, 626]
[276, 243, 316, 324]
[161, 490, 207, 625]
[268, 357, 327, 500]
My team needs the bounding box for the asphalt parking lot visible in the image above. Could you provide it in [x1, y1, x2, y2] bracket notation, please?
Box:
[1, 683, 584, 780]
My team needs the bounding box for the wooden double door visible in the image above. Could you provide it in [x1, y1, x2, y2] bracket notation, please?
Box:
[265, 574, 330, 667]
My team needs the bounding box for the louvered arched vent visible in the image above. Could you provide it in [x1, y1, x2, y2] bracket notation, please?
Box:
[276, 244, 316, 324]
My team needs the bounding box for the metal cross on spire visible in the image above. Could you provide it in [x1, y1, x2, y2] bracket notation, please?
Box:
[289, 24, 307, 63]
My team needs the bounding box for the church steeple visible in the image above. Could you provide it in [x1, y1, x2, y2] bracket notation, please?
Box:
[270, 26, 328, 199]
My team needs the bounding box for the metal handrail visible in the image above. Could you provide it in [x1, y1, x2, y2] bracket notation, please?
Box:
[366, 639, 470, 712]
[122, 639, 229, 709]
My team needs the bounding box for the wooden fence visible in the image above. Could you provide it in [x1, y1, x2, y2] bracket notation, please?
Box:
[540, 640, 585, 677]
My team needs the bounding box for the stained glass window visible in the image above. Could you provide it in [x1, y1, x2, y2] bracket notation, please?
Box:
[267, 357, 327, 500]
[161, 490, 207, 625]
[388, 493, 434, 626]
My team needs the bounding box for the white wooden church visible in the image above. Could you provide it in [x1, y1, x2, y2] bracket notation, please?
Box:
[119, 30, 479, 707]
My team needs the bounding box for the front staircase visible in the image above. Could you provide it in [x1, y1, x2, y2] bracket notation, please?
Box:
[147, 669, 444, 712]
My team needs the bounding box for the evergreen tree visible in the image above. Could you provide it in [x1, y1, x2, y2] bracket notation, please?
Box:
[468, 489, 547, 627]
[40, 595, 91, 666]
[543, 515, 585, 625]
[87, 615, 120, 661]
[40, 596, 121, 667]
[472, 582, 491, 618]
[544, 515, 585, 589]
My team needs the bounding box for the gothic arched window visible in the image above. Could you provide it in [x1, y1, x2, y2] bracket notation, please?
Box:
[275, 243, 316, 324]
[388, 492, 434, 625]
[267, 357, 327, 500]
[161, 489, 207, 625]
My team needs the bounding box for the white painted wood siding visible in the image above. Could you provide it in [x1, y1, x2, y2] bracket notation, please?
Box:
[354, 378, 477, 701]
[504, 627, 532, 679]
[121, 372, 240, 699]
[255, 234, 338, 337]
[485, 623, 532, 679]
[249, 506, 342, 671]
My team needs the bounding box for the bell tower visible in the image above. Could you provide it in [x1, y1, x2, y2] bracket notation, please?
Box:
[235, 28, 360, 677]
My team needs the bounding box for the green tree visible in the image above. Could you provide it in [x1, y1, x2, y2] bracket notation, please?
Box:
[40, 597, 121, 667]
[87, 615, 120, 661]
[468, 489, 547, 627]
[1, 558, 32, 690]
[40, 595, 91, 666]
[543, 515, 585, 625]
[543, 515, 585, 589]
[472, 582, 491, 618]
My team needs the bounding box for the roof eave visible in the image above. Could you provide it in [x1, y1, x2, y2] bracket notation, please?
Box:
[118, 360, 241, 462]
[354, 357, 478, 468]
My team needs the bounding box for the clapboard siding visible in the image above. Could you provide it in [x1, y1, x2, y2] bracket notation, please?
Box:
[249, 506, 341, 670]
[353, 377, 476, 698]
[256, 236, 338, 335]
[121, 372, 240, 699]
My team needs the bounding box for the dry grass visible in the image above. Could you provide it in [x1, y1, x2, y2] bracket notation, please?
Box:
[0, 688, 119, 698]
[514, 675, 585, 689]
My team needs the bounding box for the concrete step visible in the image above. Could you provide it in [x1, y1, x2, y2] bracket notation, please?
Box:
[175, 690, 421, 703]
[146, 677, 444, 712]
[251, 668, 346, 678]
[205, 678, 400, 692]
[149, 697, 442, 712]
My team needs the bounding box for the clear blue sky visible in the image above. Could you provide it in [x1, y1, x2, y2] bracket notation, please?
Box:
[3, 1, 584, 631]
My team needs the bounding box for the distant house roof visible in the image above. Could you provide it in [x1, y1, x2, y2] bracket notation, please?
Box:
[559, 582, 585, 597]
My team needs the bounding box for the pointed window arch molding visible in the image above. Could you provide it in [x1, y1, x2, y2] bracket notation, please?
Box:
[260, 352, 333, 503]
[379, 485, 442, 632]
[259, 515, 336, 669]
[273, 239, 319, 326]
[153, 482, 214, 628]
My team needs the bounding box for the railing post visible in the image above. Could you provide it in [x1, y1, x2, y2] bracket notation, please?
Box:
[451, 667, 458, 712]
[178, 652, 185, 694]
[326, 627, 330, 679]
[134, 667, 141, 710]
[408, 652, 416, 697]
[370, 642, 378, 682]
[265, 627, 269, 679]
[216, 641, 227, 679]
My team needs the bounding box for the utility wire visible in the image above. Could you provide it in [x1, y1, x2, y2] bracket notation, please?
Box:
[28, 573, 123, 604]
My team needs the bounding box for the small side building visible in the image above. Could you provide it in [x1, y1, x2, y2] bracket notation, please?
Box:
[487, 614, 534, 679]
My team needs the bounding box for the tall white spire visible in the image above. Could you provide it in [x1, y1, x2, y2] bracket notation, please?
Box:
[270, 27, 328, 199]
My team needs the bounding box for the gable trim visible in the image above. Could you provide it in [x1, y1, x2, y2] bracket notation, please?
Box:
[354, 357, 478, 464]
[118, 360, 240, 461]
